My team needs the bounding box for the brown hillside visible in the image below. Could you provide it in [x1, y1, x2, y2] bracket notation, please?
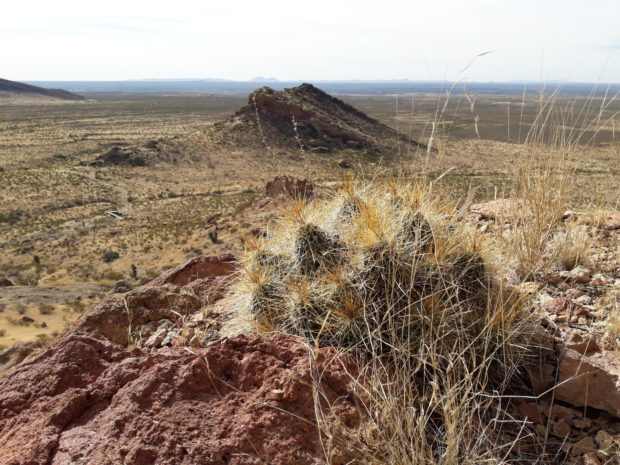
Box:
[0, 78, 86, 103]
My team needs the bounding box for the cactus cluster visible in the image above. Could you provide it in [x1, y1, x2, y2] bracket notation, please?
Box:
[236, 182, 534, 377]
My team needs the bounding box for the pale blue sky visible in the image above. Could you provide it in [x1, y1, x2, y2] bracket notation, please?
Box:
[2, 0, 619, 82]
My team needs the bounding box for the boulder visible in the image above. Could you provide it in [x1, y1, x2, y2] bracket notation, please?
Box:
[113, 280, 132, 293]
[264, 176, 315, 199]
[72, 255, 238, 346]
[0, 333, 362, 465]
[555, 348, 620, 418]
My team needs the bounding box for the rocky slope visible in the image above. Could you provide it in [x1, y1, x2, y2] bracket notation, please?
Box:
[0, 78, 86, 103]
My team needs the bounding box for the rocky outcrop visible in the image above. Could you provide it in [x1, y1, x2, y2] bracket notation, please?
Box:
[91, 146, 147, 167]
[264, 176, 315, 199]
[0, 332, 362, 465]
[217, 83, 425, 155]
[149, 254, 237, 287]
[72, 255, 238, 346]
[555, 348, 620, 418]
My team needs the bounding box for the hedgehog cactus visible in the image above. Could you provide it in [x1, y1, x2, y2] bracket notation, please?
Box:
[236, 181, 536, 381]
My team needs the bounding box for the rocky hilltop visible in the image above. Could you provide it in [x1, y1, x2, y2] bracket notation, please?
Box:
[214, 83, 425, 154]
[0, 78, 86, 103]
[95, 84, 424, 167]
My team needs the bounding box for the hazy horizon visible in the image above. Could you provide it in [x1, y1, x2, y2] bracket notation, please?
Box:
[3, 0, 619, 83]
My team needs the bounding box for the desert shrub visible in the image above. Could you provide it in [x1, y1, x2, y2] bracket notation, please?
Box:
[14, 269, 41, 286]
[99, 271, 124, 281]
[234, 181, 543, 464]
[13, 303, 27, 315]
[65, 299, 86, 313]
[36, 333, 53, 346]
[7, 316, 32, 326]
[0, 210, 24, 225]
[547, 224, 592, 270]
[102, 250, 120, 263]
[38, 303, 55, 315]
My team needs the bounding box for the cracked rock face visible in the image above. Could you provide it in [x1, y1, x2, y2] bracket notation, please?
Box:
[0, 333, 362, 465]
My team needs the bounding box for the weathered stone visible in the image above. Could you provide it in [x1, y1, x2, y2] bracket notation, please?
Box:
[571, 436, 596, 456]
[264, 176, 315, 199]
[555, 349, 620, 418]
[0, 333, 362, 465]
[569, 266, 592, 284]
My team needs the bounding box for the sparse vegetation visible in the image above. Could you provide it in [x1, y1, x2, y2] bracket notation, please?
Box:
[65, 299, 87, 313]
[38, 303, 55, 315]
[102, 251, 120, 263]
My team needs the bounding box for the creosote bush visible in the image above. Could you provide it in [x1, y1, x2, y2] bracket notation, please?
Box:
[235, 181, 544, 464]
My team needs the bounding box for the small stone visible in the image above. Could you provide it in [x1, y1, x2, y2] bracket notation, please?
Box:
[518, 401, 544, 424]
[571, 418, 591, 430]
[545, 297, 570, 314]
[553, 419, 572, 438]
[569, 266, 592, 284]
[574, 295, 592, 306]
[144, 328, 167, 348]
[591, 274, 613, 286]
[595, 430, 613, 450]
[566, 288, 585, 299]
[543, 271, 564, 284]
[571, 436, 596, 456]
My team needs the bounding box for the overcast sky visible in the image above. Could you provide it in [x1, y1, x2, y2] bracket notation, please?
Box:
[2, 0, 619, 82]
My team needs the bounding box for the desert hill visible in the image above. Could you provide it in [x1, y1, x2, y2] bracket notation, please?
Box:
[94, 83, 425, 167]
[208, 83, 425, 154]
[0, 78, 86, 103]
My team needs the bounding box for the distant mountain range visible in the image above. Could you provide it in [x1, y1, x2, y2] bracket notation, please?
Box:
[18, 78, 620, 96]
[0, 78, 86, 103]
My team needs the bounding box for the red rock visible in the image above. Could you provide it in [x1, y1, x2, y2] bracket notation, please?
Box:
[0, 333, 363, 465]
[149, 254, 238, 287]
[544, 297, 590, 318]
[71, 255, 238, 346]
[264, 176, 315, 199]
[555, 349, 620, 418]
[518, 401, 544, 425]
[545, 297, 571, 314]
